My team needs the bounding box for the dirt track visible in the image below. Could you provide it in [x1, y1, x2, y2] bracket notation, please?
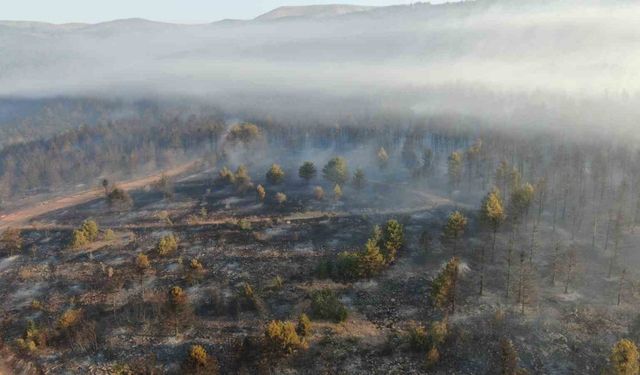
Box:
[0, 161, 199, 230]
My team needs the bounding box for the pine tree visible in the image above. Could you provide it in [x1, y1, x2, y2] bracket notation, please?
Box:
[266, 164, 285, 185]
[431, 257, 461, 315]
[480, 188, 505, 262]
[353, 168, 366, 190]
[443, 211, 467, 256]
[322, 157, 349, 185]
[299, 161, 317, 182]
[359, 238, 385, 277]
[256, 184, 266, 202]
[377, 147, 389, 170]
[333, 184, 342, 201]
[381, 219, 404, 263]
[609, 339, 639, 375]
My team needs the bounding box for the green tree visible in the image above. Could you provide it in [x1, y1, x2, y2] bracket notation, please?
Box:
[359, 238, 385, 277]
[266, 164, 285, 185]
[509, 183, 534, 221]
[443, 211, 467, 256]
[353, 168, 366, 190]
[610, 339, 639, 375]
[322, 157, 349, 185]
[299, 161, 317, 182]
[381, 219, 404, 263]
[480, 189, 505, 261]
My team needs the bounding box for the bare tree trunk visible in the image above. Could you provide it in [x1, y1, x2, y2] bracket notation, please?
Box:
[529, 223, 537, 264]
[491, 227, 497, 263]
[518, 252, 525, 314]
[480, 244, 485, 296]
[551, 243, 560, 286]
[617, 268, 626, 306]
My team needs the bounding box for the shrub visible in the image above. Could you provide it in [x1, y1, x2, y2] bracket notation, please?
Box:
[335, 251, 361, 281]
[264, 320, 306, 354]
[237, 219, 252, 231]
[135, 253, 151, 272]
[16, 320, 46, 352]
[297, 313, 312, 337]
[103, 229, 116, 241]
[425, 347, 440, 368]
[315, 259, 333, 279]
[237, 281, 264, 313]
[190, 344, 208, 367]
[70, 229, 89, 249]
[270, 275, 284, 290]
[0, 227, 23, 256]
[190, 259, 204, 271]
[407, 325, 430, 351]
[310, 289, 348, 323]
[157, 234, 178, 256]
[183, 344, 219, 374]
[107, 187, 133, 208]
[57, 308, 82, 330]
[80, 219, 99, 242]
[430, 320, 448, 346]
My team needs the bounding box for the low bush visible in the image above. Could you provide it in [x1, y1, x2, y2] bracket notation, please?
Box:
[310, 289, 348, 323]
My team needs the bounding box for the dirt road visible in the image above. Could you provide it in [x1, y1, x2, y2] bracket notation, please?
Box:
[0, 161, 199, 230]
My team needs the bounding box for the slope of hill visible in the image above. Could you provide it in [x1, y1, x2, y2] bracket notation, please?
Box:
[255, 4, 376, 20]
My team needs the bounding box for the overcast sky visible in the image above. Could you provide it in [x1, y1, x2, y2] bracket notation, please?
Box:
[0, 0, 457, 24]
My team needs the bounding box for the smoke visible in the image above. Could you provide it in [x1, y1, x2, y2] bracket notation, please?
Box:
[1, 0, 640, 138]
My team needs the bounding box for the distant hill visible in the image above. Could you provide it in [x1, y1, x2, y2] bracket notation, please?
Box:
[255, 4, 376, 21]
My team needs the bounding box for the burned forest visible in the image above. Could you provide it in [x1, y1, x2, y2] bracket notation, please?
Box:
[2, 0, 640, 374]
